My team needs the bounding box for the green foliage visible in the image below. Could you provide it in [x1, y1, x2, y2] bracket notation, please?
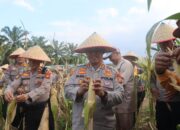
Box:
[0, 25, 87, 66]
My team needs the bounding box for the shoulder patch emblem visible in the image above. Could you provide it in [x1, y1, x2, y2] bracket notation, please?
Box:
[78, 68, 86, 75]
[104, 69, 112, 77]
[45, 71, 51, 79]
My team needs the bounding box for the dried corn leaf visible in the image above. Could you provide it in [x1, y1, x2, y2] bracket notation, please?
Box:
[38, 105, 49, 130]
[50, 87, 59, 130]
[83, 78, 96, 130]
[5, 99, 17, 130]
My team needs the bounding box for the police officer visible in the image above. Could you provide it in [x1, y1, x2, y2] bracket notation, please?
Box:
[151, 22, 180, 130]
[65, 32, 124, 130]
[4, 45, 54, 130]
[5, 48, 27, 85]
[104, 49, 135, 130]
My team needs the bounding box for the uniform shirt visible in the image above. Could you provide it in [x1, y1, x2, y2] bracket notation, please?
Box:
[5, 63, 28, 85]
[65, 63, 124, 130]
[5, 68, 53, 104]
[113, 58, 136, 113]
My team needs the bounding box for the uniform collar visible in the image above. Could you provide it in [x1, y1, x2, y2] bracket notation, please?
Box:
[86, 63, 105, 71]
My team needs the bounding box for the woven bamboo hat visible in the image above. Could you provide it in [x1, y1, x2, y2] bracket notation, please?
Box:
[152, 22, 176, 43]
[9, 48, 25, 58]
[123, 51, 138, 61]
[0, 64, 9, 70]
[173, 20, 180, 38]
[74, 32, 116, 53]
[20, 45, 51, 62]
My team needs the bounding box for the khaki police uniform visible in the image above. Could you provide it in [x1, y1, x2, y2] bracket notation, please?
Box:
[65, 63, 124, 130]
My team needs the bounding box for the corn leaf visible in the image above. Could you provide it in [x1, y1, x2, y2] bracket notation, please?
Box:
[83, 78, 96, 130]
[50, 87, 59, 130]
[38, 106, 49, 130]
[147, 0, 152, 11]
[5, 99, 17, 130]
[165, 12, 180, 20]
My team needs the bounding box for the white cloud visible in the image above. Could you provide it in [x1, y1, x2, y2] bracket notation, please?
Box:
[14, 0, 34, 12]
[134, 0, 146, 4]
[97, 8, 119, 18]
[128, 7, 146, 15]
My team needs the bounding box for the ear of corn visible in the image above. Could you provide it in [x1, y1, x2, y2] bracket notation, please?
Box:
[50, 87, 59, 130]
[5, 99, 17, 130]
[83, 78, 96, 130]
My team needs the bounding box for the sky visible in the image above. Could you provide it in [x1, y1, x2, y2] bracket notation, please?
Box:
[0, 0, 180, 56]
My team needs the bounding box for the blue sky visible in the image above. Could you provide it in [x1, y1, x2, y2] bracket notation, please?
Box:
[0, 0, 179, 56]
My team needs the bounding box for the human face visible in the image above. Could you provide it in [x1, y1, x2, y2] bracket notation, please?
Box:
[16, 57, 25, 65]
[159, 40, 174, 52]
[86, 51, 103, 67]
[29, 60, 41, 70]
[109, 52, 121, 65]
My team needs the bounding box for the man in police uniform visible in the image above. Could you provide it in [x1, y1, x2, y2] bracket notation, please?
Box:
[5, 48, 28, 85]
[151, 22, 180, 130]
[65, 32, 124, 130]
[4, 45, 54, 130]
[104, 49, 135, 130]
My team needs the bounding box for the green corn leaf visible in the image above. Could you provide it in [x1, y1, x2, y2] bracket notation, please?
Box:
[147, 0, 152, 11]
[165, 12, 180, 20]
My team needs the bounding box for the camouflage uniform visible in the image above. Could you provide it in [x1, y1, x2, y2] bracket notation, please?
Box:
[65, 63, 124, 130]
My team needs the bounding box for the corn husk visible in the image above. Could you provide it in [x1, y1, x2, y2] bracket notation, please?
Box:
[173, 60, 180, 77]
[38, 105, 49, 130]
[83, 78, 96, 130]
[50, 87, 59, 130]
[167, 48, 180, 91]
[5, 100, 17, 130]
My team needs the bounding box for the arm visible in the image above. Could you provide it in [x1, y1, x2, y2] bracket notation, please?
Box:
[120, 61, 134, 85]
[4, 78, 22, 94]
[27, 76, 52, 102]
[64, 71, 83, 102]
[102, 76, 124, 107]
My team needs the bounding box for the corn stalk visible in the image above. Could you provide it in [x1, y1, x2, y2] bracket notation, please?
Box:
[50, 66, 72, 130]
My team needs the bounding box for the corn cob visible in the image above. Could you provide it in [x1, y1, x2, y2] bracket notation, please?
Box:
[83, 78, 96, 130]
[50, 87, 59, 130]
[166, 48, 180, 91]
[5, 99, 17, 130]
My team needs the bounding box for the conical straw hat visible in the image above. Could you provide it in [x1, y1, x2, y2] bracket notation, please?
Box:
[9, 48, 25, 58]
[20, 45, 51, 62]
[0, 64, 9, 70]
[152, 22, 176, 43]
[74, 32, 116, 53]
[123, 51, 138, 60]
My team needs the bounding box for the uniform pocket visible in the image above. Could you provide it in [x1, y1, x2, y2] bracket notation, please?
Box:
[101, 78, 113, 91]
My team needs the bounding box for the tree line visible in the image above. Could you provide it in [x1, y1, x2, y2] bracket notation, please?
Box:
[0, 26, 87, 65]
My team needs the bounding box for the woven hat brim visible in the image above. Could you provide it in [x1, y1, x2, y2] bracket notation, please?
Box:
[123, 55, 138, 61]
[173, 28, 180, 38]
[20, 54, 51, 62]
[152, 38, 176, 44]
[74, 46, 116, 53]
